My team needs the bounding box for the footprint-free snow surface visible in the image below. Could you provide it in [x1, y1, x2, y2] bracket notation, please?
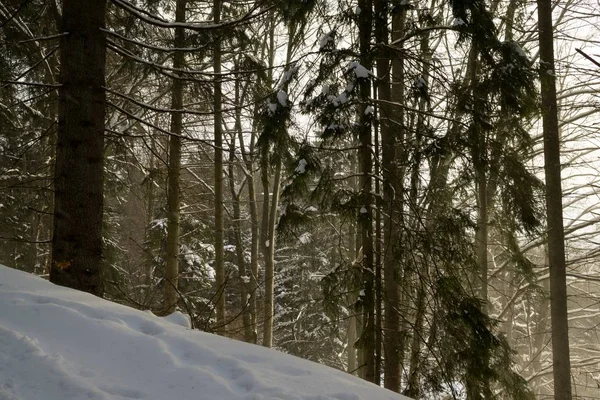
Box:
[0, 266, 409, 400]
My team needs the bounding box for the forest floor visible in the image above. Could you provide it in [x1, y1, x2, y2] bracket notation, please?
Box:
[0, 265, 408, 400]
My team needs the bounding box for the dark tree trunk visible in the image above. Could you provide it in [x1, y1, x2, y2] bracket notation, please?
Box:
[233, 77, 255, 343]
[50, 0, 107, 296]
[238, 98, 259, 344]
[537, 0, 572, 397]
[213, 0, 227, 334]
[164, 0, 186, 315]
[375, 0, 407, 389]
[357, 0, 375, 382]
[228, 131, 253, 342]
[389, 7, 409, 388]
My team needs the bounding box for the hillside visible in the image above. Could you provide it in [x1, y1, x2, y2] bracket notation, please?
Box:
[0, 265, 408, 400]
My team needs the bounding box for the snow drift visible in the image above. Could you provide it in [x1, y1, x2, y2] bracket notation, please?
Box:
[0, 265, 408, 400]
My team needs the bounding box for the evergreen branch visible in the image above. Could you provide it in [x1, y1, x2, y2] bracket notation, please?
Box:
[0, 80, 60, 88]
[0, 236, 50, 244]
[102, 28, 212, 53]
[0, 0, 34, 28]
[18, 32, 68, 44]
[1, 46, 59, 90]
[106, 100, 222, 149]
[110, 0, 274, 32]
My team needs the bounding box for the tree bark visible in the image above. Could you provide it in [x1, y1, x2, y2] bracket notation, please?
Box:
[261, 156, 281, 348]
[375, 0, 404, 390]
[374, 103, 382, 387]
[261, 21, 296, 348]
[232, 77, 256, 343]
[389, 5, 409, 389]
[163, 0, 186, 315]
[537, 0, 572, 397]
[213, 0, 227, 334]
[50, 0, 107, 296]
[357, 0, 375, 382]
[347, 154, 359, 375]
[472, 52, 489, 308]
[260, 17, 277, 348]
[228, 133, 253, 341]
[238, 102, 260, 344]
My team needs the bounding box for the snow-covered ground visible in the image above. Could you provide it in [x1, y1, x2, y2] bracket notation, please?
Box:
[0, 265, 408, 400]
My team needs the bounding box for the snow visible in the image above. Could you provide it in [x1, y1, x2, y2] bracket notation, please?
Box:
[277, 90, 288, 107]
[0, 265, 408, 400]
[452, 17, 466, 26]
[163, 310, 192, 328]
[348, 61, 372, 79]
[364, 106, 374, 115]
[319, 32, 333, 50]
[295, 159, 308, 174]
[508, 41, 528, 59]
[184, 252, 202, 266]
[149, 218, 167, 231]
[266, 101, 278, 116]
[298, 232, 312, 244]
[330, 92, 349, 107]
[277, 65, 300, 90]
[413, 76, 426, 89]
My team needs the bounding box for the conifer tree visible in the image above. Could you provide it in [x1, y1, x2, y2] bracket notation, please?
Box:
[537, 0, 572, 396]
[164, 0, 187, 315]
[50, 0, 107, 296]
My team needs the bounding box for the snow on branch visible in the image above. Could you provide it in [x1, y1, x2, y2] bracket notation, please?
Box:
[111, 0, 274, 31]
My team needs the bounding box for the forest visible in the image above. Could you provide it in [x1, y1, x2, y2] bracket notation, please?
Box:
[1, 0, 599, 398]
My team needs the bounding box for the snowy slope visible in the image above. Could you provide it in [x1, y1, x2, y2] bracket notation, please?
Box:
[0, 265, 409, 400]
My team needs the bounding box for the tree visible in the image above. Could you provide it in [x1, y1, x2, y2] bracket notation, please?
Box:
[164, 0, 187, 315]
[213, 0, 226, 335]
[374, 0, 405, 390]
[50, 0, 107, 296]
[537, 0, 573, 397]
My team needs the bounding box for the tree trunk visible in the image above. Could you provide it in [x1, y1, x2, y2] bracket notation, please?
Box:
[357, 0, 375, 382]
[238, 105, 260, 344]
[347, 154, 359, 375]
[375, 0, 404, 390]
[374, 105, 382, 387]
[163, 0, 186, 315]
[261, 21, 295, 348]
[537, 0, 572, 397]
[247, 145, 260, 345]
[389, 5, 409, 389]
[472, 54, 489, 307]
[531, 265, 551, 397]
[50, 0, 107, 296]
[260, 17, 277, 348]
[234, 59, 261, 344]
[404, 280, 426, 397]
[213, 0, 227, 334]
[234, 76, 257, 343]
[261, 157, 281, 348]
[228, 132, 253, 342]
